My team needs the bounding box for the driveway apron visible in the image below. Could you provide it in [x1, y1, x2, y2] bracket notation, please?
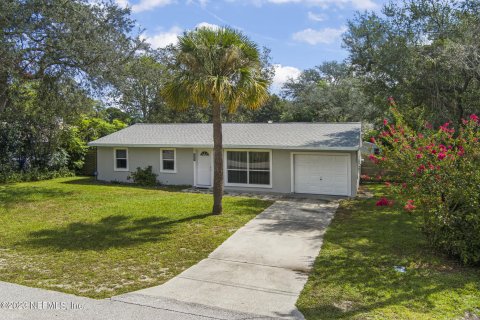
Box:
[113, 199, 338, 319]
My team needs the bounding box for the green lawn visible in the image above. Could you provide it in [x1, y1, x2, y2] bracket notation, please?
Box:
[297, 184, 480, 320]
[0, 177, 272, 298]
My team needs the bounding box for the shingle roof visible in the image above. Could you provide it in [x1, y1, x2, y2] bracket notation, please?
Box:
[88, 122, 362, 150]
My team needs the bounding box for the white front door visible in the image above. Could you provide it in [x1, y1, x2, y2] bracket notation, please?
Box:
[294, 154, 350, 196]
[197, 150, 212, 186]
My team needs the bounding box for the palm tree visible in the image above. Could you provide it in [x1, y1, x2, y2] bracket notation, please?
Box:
[162, 27, 269, 215]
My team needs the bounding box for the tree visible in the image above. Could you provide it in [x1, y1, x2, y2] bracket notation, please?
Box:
[281, 61, 376, 122]
[115, 53, 166, 121]
[1, 0, 143, 108]
[162, 27, 270, 214]
[343, 0, 480, 126]
[100, 107, 132, 124]
[0, 0, 143, 177]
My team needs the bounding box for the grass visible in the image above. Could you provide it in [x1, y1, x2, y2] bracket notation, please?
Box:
[297, 184, 480, 320]
[0, 177, 272, 298]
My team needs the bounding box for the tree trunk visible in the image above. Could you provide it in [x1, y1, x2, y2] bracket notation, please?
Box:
[212, 102, 224, 215]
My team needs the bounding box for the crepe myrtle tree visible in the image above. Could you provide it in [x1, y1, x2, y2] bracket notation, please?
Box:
[370, 101, 480, 264]
[162, 27, 270, 215]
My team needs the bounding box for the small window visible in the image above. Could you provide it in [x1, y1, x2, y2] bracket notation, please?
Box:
[114, 148, 128, 171]
[161, 149, 176, 172]
[200, 151, 209, 156]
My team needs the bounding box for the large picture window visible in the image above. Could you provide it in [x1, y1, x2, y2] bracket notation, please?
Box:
[114, 148, 128, 171]
[226, 151, 270, 186]
[161, 149, 176, 172]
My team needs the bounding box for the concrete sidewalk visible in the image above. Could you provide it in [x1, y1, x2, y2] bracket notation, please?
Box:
[113, 199, 338, 319]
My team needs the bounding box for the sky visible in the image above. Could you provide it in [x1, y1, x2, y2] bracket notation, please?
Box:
[116, 0, 387, 92]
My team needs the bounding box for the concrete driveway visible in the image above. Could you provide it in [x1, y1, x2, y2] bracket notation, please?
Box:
[114, 199, 338, 319]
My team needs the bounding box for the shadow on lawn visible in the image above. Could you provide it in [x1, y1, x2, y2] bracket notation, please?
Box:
[61, 177, 188, 192]
[0, 186, 74, 209]
[298, 198, 480, 319]
[22, 213, 211, 251]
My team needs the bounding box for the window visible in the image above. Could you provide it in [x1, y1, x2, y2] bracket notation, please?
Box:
[161, 149, 176, 172]
[226, 151, 271, 186]
[114, 148, 128, 171]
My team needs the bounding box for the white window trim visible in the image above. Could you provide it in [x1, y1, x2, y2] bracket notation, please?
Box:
[113, 148, 129, 172]
[160, 148, 177, 173]
[224, 149, 272, 189]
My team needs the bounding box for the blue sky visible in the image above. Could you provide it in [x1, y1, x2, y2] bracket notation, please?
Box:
[116, 0, 387, 91]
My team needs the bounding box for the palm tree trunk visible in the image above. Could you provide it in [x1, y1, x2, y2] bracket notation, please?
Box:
[212, 102, 223, 215]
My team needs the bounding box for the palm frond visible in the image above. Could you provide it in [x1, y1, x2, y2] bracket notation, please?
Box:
[161, 26, 270, 113]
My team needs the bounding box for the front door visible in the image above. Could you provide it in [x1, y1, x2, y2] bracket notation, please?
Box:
[197, 150, 212, 187]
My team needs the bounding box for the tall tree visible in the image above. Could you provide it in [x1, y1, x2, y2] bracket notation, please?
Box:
[162, 27, 269, 215]
[0, 0, 143, 172]
[344, 0, 480, 125]
[281, 61, 376, 123]
[1, 0, 143, 106]
[115, 53, 166, 121]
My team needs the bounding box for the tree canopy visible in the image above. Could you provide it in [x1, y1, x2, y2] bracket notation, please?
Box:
[344, 0, 480, 125]
[0, 0, 142, 175]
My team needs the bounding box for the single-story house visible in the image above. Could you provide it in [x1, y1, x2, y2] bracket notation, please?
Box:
[88, 122, 362, 197]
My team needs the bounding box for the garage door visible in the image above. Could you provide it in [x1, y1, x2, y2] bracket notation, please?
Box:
[294, 154, 350, 196]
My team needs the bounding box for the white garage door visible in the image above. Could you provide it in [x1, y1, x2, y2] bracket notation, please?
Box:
[294, 154, 350, 196]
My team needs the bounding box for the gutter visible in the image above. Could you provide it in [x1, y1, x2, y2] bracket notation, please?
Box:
[87, 143, 360, 151]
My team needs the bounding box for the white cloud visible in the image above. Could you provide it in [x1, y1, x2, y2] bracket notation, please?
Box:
[142, 23, 220, 49]
[243, 0, 378, 10]
[272, 64, 301, 92]
[292, 25, 347, 45]
[115, 0, 129, 8]
[142, 26, 183, 49]
[195, 22, 221, 30]
[186, 0, 209, 7]
[307, 11, 327, 21]
[131, 0, 173, 13]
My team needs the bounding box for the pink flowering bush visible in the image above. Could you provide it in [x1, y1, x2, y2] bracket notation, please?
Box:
[370, 108, 480, 265]
[376, 197, 394, 206]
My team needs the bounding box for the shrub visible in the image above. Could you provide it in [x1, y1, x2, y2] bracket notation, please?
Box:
[0, 167, 75, 183]
[128, 166, 158, 186]
[371, 108, 480, 265]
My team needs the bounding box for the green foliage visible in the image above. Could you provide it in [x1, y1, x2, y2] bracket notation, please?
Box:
[77, 117, 127, 143]
[344, 0, 480, 126]
[0, 167, 74, 184]
[98, 107, 133, 124]
[162, 27, 270, 113]
[114, 54, 166, 121]
[65, 117, 127, 171]
[127, 166, 158, 186]
[0, 0, 144, 93]
[281, 62, 377, 123]
[0, 0, 141, 178]
[372, 108, 480, 264]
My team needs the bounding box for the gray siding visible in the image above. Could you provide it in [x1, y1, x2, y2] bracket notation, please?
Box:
[96, 147, 359, 196]
[223, 149, 359, 196]
[96, 147, 194, 185]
